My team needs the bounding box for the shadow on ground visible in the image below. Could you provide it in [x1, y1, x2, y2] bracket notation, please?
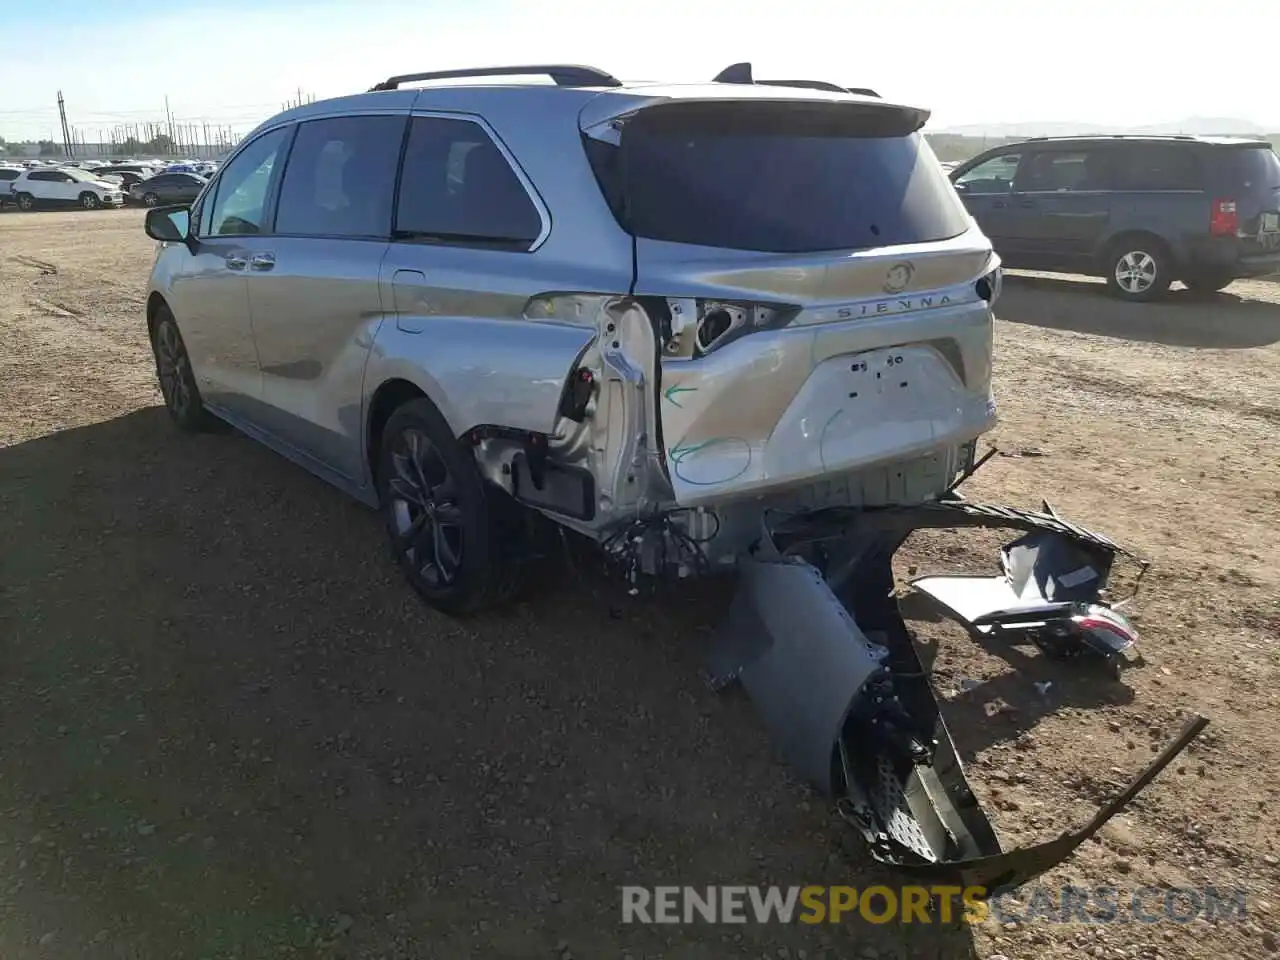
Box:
[999, 273, 1280, 348]
[0, 408, 980, 959]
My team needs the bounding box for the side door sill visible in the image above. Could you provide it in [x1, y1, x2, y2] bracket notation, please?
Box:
[204, 401, 378, 509]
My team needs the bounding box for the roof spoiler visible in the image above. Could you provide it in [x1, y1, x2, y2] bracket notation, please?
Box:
[711, 62, 880, 98]
[369, 64, 622, 92]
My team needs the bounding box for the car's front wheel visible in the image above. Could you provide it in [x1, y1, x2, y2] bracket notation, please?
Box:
[80, 191, 101, 210]
[1105, 238, 1172, 302]
[15, 192, 35, 211]
[377, 398, 514, 616]
[150, 306, 213, 431]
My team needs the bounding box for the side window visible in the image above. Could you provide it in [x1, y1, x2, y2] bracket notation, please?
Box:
[206, 126, 292, 237]
[1016, 150, 1109, 192]
[1113, 146, 1202, 192]
[29, 170, 56, 182]
[954, 153, 1021, 194]
[274, 114, 405, 239]
[395, 116, 543, 248]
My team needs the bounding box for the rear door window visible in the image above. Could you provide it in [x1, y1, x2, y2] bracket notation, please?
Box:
[274, 114, 405, 239]
[394, 116, 544, 249]
[1016, 150, 1112, 192]
[1111, 145, 1202, 191]
[599, 101, 968, 253]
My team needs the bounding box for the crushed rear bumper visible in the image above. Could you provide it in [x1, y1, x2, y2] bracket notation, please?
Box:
[705, 495, 1206, 896]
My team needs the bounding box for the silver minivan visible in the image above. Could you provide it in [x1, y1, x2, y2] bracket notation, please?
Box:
[143, 63, 1001, 614]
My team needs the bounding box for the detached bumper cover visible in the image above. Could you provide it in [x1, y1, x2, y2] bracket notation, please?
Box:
[706, 496, 1206, 896]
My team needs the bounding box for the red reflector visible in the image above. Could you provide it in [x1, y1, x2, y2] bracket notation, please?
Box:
[1210, 198, 1238, 236]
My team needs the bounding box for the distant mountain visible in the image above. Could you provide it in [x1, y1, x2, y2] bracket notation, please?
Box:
[936, 117, 1267, 138]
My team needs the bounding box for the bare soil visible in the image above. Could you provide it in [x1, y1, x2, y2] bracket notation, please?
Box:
[1, 208, 1278, 960]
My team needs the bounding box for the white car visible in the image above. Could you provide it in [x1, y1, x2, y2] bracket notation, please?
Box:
[9, 166, 125, 211]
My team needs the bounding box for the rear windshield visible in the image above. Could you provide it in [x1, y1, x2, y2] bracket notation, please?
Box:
[1229, 146, 1280, 190]
[589, 101, 969, 253]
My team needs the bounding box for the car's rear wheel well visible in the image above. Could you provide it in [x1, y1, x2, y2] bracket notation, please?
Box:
[366, 378, 427, 482]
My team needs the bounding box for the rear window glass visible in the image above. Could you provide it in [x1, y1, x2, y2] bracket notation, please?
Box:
[1110, 145, 1202, 191]
[1229, 147, 1280, 189]
[596, 103, 968, 253]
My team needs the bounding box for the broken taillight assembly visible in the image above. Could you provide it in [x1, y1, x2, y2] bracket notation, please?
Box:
[1210, 198, 1239, 237]
[663, 298, 795, 359]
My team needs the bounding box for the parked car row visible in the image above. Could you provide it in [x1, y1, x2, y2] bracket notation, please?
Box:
[1, 161, 209, 210]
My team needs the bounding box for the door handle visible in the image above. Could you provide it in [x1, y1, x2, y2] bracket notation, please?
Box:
[225, 255, 247, 271]
[249, 253, 276, 271]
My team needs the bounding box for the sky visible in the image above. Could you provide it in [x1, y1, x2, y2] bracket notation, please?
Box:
[1, 0, 1276, 143]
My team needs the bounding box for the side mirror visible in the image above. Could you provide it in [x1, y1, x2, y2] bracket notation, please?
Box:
[953, 181, 970, 194]
[144, 205, 190, 243]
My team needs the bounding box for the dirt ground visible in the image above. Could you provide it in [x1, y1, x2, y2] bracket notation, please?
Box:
[1, 208, 1278, 960]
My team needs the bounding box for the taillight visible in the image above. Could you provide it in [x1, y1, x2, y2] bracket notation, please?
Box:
[1210, 199, 1238, 237]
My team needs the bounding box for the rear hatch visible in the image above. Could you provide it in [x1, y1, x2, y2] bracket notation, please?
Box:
[1219, 143, 1280, 255]
[581, 93, 999, 506]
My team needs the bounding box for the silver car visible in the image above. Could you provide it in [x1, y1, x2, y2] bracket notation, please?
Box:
[143, 62, 1001, 615]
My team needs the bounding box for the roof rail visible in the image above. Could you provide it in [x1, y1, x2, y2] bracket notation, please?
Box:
[711, 62, 880, 98]
[369, 64, 622, 92]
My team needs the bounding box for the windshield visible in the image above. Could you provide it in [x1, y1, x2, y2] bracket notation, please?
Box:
[594, 102, 969, 253]
[64, 168, 102, 182]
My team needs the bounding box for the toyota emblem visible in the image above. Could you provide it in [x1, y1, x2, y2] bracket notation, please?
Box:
[883, 262, 914, 294]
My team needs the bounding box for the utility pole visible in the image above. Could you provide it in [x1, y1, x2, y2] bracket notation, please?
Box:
[164, 95, 177, 153]
[56, 90, 74, 158]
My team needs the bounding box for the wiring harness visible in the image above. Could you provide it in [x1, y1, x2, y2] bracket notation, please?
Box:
[599, 508, 720, 592]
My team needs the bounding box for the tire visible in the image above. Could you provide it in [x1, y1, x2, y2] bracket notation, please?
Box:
[1182, 272, 1236, 295]
[149, 305, 213, 432]
[80, 191, 100, 210]
[15, 192, 35, 212]
[376, 398, 513, 616]
[1104, 237, 1172, 302]
[143, 193, 159, 207]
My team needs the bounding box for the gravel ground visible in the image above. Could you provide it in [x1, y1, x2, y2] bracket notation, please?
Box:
[1, 208, 1279, 960]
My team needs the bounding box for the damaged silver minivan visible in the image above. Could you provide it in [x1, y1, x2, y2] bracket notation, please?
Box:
[143, 63, 1204, 897]
[143, 62, 999, 610]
